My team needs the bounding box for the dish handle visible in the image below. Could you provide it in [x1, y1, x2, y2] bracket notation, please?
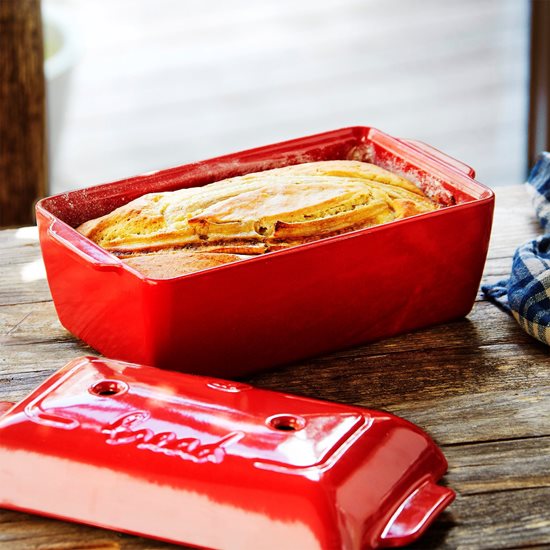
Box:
[378, 480, 455, 547]
[400, 139, 476, 178]
[48, 219, 122, 272]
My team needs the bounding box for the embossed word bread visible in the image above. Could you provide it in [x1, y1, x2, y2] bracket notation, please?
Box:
[77, 160, 438, 277]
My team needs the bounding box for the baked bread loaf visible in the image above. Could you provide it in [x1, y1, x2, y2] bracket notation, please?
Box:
[77, 160, 438, 276]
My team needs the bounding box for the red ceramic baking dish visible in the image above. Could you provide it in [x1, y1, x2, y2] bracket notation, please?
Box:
[0, 356, 454, 549]
[36, 127, 494, 377]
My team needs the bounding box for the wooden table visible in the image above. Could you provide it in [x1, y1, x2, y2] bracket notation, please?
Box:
[0, 186, 549, 549]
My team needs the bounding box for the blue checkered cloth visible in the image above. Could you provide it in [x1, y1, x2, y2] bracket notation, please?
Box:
[482, 152, 550, 345]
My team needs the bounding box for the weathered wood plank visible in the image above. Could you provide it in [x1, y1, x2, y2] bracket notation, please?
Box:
[487, 186, 541, 260]
[0, 301, 69, 344]
[444, 436, 550, 495]
[0, 228, 49, 306]
[0, 508, 176, 549]
[390, 387, 549, 446]
[408, 487, 550, 549]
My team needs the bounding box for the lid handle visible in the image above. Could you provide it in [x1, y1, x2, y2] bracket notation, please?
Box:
[379, 480, 455, 547]
[400, 138, 476, 178]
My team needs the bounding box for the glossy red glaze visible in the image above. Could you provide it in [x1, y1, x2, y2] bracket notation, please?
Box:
[36, 127, 494, 376]
[0, 356, 454, 549]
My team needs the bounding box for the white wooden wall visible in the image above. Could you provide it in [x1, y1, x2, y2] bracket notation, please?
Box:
[50, 0, 529, 192]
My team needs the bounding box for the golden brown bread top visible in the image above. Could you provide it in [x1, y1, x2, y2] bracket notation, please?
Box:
[77, 160, 438, 259]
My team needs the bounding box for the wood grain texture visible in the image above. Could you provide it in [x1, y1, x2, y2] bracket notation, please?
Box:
[408, 487, 550, 549]
[0, 185, 549, 549]
[0, 0, 46, 227]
